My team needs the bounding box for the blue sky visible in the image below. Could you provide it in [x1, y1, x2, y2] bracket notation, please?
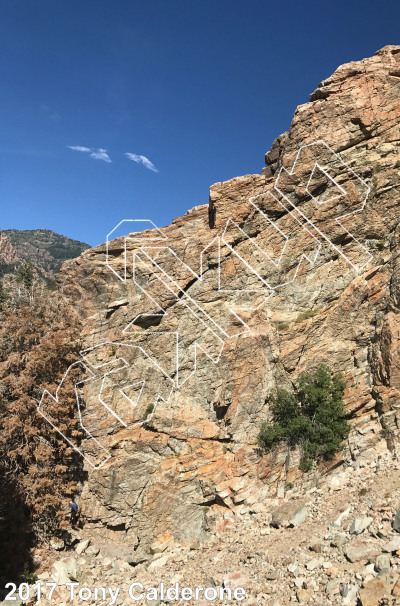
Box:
[1, 0, 399, 246]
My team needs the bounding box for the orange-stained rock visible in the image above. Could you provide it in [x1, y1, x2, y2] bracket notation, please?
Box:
[359, 578, 386, 606]
[56, 46, 400, 550]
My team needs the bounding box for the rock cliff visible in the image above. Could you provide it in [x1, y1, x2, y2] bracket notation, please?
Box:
[57, 45, 400, 556]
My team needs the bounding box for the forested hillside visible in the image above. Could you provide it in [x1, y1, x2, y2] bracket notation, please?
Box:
[0, 229, 89, 282]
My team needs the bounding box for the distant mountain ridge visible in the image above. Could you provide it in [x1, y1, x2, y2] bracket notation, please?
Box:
[0, 228, 90, 279]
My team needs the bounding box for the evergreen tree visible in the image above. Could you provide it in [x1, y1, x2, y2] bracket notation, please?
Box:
[258, 365, 350, 471]
[0, 281, 7, 312]
[16, 261, 34, 289]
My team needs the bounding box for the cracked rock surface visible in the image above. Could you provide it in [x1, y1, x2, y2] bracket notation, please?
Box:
[52, 45, 400, 558]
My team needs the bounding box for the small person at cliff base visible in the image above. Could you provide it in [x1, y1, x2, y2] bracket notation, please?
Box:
[69, 499, 79, 526]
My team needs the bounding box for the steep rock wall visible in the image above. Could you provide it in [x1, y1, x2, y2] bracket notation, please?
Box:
[58, 46, 400, 554]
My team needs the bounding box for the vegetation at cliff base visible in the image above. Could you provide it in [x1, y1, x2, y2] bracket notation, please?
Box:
[258, 365, 350, 472]
[0, 270, 85, 580]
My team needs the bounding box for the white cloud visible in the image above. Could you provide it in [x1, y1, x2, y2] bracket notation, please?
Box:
[67, 146, 112, 162]
[67, 145, 92, 152]
[90, 148, 111, 163]
[125, 152, 159, 173]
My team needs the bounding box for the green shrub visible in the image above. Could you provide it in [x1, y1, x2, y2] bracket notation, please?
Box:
[377, 240, 386, 251]
[295, 309, 317, 323]
[45, 278, 57, 291]
[258, 365, 350, 472]
[142, 403, 155, 421]
[277, 322, 289, 330]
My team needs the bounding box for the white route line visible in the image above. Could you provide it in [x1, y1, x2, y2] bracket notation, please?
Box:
[38, 139, 373, 468]
[37, 360, 111, 470]
[38, 342, 174, 469]
[274, 140, 373, 271]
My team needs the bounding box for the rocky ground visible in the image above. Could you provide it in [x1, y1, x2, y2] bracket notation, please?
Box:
[11, 439, 400, 606]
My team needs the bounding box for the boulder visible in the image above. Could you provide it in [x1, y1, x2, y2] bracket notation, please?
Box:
[51, 557, 79, 584]
[75, 539, 90, 555]
[326, 579, 340, 596]
[288, 563, 300, 576]
[359, 578, 385, 606]
[340, 583, 359, 606]
[50, 537, 65, 551]
[127, 549, 151, 567]
[271, 501, 308, 528]
[309, 538, 322, 553]
[331, 532, 349, 547]
[61, 45, 400, 558]
[150, 532, 174, 554]
[305, 558, 321, 571]
[349, 516, 373, 535]
[375, 553, 390, 572]
[294, 577, 305, 589]
[85, 545, 100, 557]
[329, 473, 349, 491]
[382, 536, 400, 552]
[296, 588, 312, 603]
[344, 540, 380, 563]
[331, 507, 351, 527]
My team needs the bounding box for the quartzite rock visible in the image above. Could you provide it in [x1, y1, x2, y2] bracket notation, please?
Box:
[359, 578, 386, 606]
[57, 45, 400, 551]
[75, 539, 90, 555]
[374, 553, 390, 572]
[271, 502, 309, 528]
[350, 516, 374, 535]
[383, 536, 400, 552]
[51, 557, 80, 584]
[344, 540, 381, 563]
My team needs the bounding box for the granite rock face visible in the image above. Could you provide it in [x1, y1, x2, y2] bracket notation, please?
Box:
[57, 46, 400, 551]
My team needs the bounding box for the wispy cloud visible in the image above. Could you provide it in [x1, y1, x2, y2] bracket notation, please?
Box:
[67, 146, 112, 163]
[90, 148, 111, 163]
[67, 145, 92, 153]
[125, 153, 159, 173]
